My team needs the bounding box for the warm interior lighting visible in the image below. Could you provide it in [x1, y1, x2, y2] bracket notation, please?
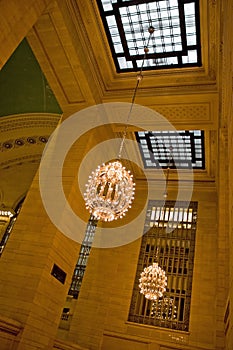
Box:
[139, 262, 167, 300]
[151, 297, 177, 320]
[84, 161, 135, 222]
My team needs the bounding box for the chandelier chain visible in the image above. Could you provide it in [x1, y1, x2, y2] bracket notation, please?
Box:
[164, 146, 173, 198]
[118, 26, 155, 159]
[84, 26, 154, 222]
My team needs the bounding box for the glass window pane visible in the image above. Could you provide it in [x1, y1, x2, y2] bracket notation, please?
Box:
[97, 0, 201, 72]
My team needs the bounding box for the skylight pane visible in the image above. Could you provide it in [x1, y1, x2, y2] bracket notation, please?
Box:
[106, 16, 118, 35]
[101, 0, 114, 11]
[97, 0, 201, 72]
[182, 50, 198, 64]
[117, 56, 133, 69]
[114, 43, 123, 53]
[184, 3, 197, 46]
[135, 130, 205, 169]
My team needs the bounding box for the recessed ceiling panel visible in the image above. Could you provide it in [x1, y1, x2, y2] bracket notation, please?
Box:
[97, 0, 201, 72]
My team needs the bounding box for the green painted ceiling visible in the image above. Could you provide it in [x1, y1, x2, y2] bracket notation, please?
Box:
[0, 38, 62, 117]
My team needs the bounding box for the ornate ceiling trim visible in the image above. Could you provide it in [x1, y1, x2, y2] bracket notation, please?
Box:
[0, 154, 42, 170]
[0, 113, 60, 133]
[0, 113, 60, 169]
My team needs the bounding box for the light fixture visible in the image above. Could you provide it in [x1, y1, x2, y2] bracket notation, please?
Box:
[84, 26, 155, 222]
[139, 262, 167, 300]
[84, 161, 135, 221]
[151, 297, 177, 320]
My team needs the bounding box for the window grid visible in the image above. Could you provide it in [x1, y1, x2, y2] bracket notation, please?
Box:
[128, 200, 197, 331]
[136, 130, 205, 169]
[68, 216, 97, 299]
[97, 0, 201, 72]
[0, 199, 24, 257]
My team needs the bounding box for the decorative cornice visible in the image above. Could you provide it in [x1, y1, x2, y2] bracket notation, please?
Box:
[0, 113, 61, 133]
[0, 154, 42, 169]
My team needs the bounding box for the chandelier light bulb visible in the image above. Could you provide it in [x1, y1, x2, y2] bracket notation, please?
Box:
[139, 262, 167, 300]
[151, 297, 177, 320]
[84, 160, 135, 222]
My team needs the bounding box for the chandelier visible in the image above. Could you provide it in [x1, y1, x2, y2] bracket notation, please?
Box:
[84, 26, 155, 222]
[151, 297, 177, 320]
[84, 161, 135, 221]
[139, 262, 167, 300]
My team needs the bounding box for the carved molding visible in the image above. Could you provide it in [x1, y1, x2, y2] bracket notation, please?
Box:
[0, 154, 42, 169]
[0, 113, 60, 133]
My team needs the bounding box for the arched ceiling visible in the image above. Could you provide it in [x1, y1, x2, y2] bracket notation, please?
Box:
[0, 35, 62, 209]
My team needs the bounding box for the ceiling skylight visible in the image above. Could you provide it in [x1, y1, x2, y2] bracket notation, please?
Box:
[97, 0, 201, 72]
[136, 130, 205, 169]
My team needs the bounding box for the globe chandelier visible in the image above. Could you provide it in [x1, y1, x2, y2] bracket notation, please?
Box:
[139, 262, 167, 300]
[84, 26, 155, 222]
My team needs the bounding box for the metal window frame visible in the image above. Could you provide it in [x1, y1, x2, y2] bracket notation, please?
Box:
[135, 130, 205, 169]
[97, 0, 202, 72]
[68, 216, 98, 299]
[128, 200, 197, 331]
